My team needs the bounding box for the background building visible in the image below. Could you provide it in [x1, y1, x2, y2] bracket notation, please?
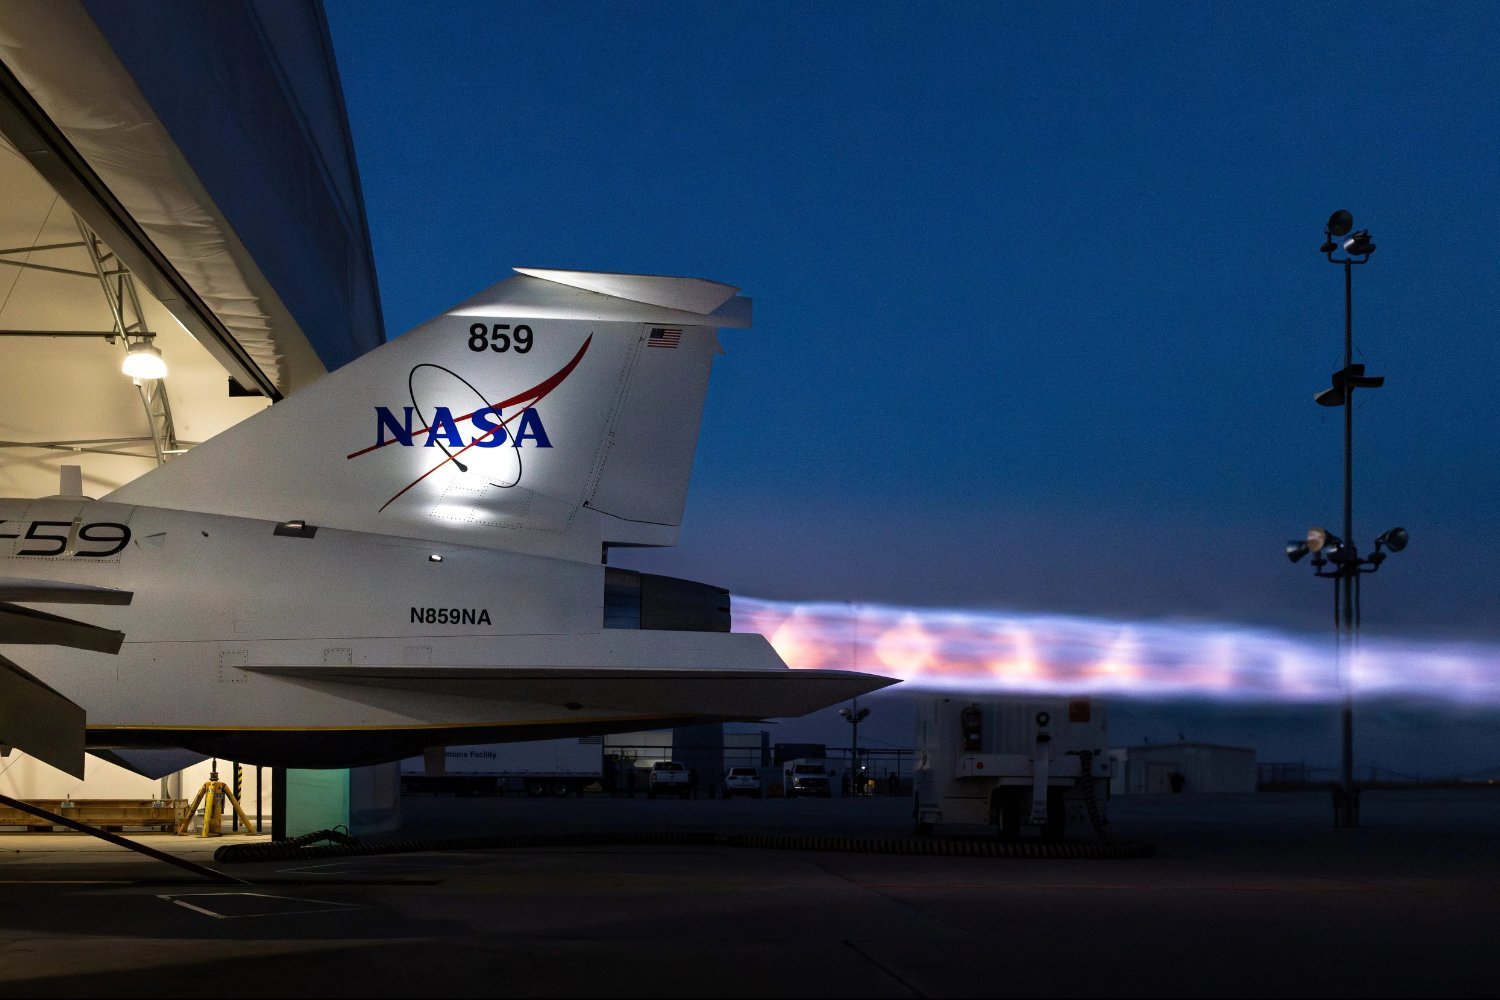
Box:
[1109, 742, 1258, 795]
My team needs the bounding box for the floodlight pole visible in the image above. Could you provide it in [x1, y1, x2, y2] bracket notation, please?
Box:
[1306, 217, 1383, 828]
[839, 699, 869, 797]
[1286, 219, 1406, 827]
[1337, 255, 1356, 826]
[850, 706, 860, 796]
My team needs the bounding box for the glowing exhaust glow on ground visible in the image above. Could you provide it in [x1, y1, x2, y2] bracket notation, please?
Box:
[733, 598, 1500, 704]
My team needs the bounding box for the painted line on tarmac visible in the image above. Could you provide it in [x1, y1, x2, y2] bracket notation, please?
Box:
[158, 892, 365, 920]
[861, 881, 1380, 892]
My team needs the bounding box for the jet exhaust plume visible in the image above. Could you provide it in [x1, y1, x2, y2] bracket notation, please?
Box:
[733, 598, 1500, 705]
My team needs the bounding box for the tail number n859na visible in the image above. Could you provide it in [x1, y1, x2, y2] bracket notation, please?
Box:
[0, 520, 131, 557]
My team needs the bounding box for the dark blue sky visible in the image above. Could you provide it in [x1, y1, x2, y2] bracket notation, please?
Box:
[324, 2, 1500, 641]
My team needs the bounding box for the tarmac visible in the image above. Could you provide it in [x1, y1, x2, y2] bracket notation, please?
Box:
[1, 788, 1496, 997]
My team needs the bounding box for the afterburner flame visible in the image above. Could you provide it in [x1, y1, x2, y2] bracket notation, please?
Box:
[733, 598, 1500, 703]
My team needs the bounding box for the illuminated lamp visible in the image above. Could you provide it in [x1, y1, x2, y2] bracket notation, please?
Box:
[1305, 527, 1336, 552]
[121, 340, 168, 379]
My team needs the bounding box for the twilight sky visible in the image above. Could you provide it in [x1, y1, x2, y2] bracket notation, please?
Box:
[323, 1, 1500, 646]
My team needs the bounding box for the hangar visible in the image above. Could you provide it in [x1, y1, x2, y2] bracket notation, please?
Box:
[0, 0, 382, 810]
[0, 0, 383, 495]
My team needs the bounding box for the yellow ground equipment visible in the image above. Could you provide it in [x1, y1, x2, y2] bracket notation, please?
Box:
[176, 764, 256, 837]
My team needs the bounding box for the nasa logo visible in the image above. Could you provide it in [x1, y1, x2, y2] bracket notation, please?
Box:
[345, 336, 592, 513]
[374, 405, 552, 450]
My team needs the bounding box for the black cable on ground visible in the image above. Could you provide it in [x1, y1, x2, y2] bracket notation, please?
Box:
[1073, 749, 1113, 842]
[215, 829, 1151, 864]
[275, 827, 360, 849]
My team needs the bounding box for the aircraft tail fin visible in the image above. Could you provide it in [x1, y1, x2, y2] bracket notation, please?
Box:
[106, 269, 751, 561]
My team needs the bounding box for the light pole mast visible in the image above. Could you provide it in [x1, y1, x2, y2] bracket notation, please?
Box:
[1338, 249, 1357, 819]
[1285, 210, 1407, 828]
[839, 700, 870, 796]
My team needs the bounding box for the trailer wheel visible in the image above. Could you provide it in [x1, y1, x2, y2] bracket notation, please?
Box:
[1042, 787, 1067, 841]
[549, 781, 571, 798]
[525, 780, 545, 798]
[992, 788, 1023, 841]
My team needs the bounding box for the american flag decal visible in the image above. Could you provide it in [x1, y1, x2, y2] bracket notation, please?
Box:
[647, 327, 682, 349]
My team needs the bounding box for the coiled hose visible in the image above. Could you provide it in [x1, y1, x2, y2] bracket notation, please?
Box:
[1073, 749, 1113, 842]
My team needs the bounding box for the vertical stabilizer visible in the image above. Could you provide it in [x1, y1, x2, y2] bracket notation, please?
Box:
[105, 270, 750, 561]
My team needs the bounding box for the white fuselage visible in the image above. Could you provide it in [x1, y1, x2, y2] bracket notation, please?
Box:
[0, 496, 788, 766]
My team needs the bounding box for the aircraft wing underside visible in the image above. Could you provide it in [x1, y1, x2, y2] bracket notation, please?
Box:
[242, 664, 894, 721]
[79, 666, 896, 769]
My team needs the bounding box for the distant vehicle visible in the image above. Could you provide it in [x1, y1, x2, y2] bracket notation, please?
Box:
[723, 767, 762, 798]
[782, 760, 833, 799]
[399, 738, 603, 798]
[647, 761, 692, 799]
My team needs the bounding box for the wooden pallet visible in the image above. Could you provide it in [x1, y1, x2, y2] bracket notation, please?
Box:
[0, 798, 186, 832]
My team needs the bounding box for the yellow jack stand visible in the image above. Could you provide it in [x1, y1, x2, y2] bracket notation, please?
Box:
[176, 770, 257, 837]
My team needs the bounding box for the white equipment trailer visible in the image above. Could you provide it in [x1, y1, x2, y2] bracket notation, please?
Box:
[400, 738, 604, 798]
[913, 696, 1111, 839]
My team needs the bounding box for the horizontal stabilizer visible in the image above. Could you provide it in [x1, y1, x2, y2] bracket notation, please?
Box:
[0, 602, 126, 654]
[245, 665, 896, 721]
[512, 268, 740, 315]
[0, 653, 85, 777]
[0, 578, 133, 605]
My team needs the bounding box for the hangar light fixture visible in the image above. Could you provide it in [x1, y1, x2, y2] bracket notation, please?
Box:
[121, 339, 168, 380]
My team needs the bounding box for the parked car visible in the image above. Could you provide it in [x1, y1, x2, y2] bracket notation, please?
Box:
[647, 760, 692, 799]
[723, 766, 762, 798]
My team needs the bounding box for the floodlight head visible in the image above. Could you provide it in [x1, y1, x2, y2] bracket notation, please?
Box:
[838, 708, 851, 720]
[1343, 229, 1376, 256]
[1306, 526, 1336, 553]
[1314, 384, 1347, 407]
[1326, 210, 1354, 237]
[121, 340, 167, 380]
[1285, 539, 1310, 563]
[1376, 526, 1409, 553]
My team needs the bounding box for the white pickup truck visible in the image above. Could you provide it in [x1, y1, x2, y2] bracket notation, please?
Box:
[647, 760, 693, 799]
[782, 759, 834, 799]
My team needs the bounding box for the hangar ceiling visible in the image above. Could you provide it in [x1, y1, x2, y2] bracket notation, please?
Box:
[0, 137, 269, 499]
[0, 0, 385, 503]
